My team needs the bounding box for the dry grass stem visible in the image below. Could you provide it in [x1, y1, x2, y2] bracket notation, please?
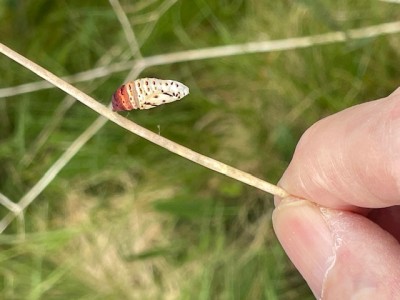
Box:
[0, 192, 25, 235]
[2, 21, 400, 98]
[109, 0, 143, 59]
[137, 0, 178, 26]
[20, 47, 131, 166]
[125, 0, 159, 14]
[0, 116, 108, 233]
[0, 61, 134, 98]
[2, 64, 145, 233]
[20, 97, 76, 166]
[0, 193, 21, 214]
[0, 42, 289, 232]
[142, 21, 400, 67]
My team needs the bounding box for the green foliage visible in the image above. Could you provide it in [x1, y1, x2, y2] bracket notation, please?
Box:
[1, 0, 399, 298]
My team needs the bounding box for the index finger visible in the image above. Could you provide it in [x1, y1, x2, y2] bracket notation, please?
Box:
[278, 88, 400, 210]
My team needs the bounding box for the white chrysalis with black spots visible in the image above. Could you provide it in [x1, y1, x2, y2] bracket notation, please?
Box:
[112, 78, 189, 111]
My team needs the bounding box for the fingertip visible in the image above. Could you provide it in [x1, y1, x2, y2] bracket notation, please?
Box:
[278, 94, 400, 209]
[274, 199, 400, 298]
[273, 199, 334, 297]
[318, 208, 400, 298]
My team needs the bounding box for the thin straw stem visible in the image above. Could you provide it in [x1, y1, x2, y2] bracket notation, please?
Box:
[0, 43, 289, 199]
[2, 21, 400, 99]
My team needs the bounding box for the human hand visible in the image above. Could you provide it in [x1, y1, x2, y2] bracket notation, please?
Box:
[273, 88, 400, 298]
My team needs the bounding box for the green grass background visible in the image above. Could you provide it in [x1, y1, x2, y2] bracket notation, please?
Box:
[1, 0, 399, 299]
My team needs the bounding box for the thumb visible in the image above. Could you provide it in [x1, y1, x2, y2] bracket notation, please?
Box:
[273, 198, 400, 298]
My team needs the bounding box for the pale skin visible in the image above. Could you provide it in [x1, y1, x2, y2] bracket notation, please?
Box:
[273, 88, 400, 298]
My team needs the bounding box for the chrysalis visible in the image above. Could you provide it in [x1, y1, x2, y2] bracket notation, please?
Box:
[112, 78, 189, 111]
